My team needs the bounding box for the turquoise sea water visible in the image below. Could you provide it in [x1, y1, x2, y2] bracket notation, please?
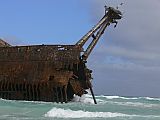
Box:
[0, 94, 160, 120]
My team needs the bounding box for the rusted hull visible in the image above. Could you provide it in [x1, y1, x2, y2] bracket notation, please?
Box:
[0, 45, 92, 102]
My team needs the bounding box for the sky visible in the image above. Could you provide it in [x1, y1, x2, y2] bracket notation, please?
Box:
[0, 0, 160, 97]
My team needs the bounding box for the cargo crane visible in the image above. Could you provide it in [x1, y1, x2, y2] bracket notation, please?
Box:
[0, 7, 122, 104]
[75, 7, 122, 103]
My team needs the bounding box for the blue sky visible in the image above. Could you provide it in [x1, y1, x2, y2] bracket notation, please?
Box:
[0, 0, 91, 45]
[1, 0, 160, 97]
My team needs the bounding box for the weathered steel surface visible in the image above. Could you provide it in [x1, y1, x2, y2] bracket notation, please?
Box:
[0, 45, 91, 102]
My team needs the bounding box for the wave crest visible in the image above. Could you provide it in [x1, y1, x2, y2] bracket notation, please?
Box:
[98, 95, 160, 101]
[44, 108, 128, 118]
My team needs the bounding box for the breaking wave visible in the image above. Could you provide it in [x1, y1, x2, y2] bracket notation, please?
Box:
[71, 95, 160, 108]
[101, 95, 139, 100]
[144, 97, 160, 101]
[1, 94, 160, 120]
[107, 101, 160, 108]
[44, 108, 129, 118]
[45, 107, 160, 119]
[72, 94, 104, 104]
[97, 95, 160, 101]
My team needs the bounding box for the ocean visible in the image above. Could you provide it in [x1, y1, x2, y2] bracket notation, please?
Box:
[0, 94, 160, 120]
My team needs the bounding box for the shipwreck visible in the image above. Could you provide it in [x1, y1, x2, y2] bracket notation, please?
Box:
[0, 7, 122, 104]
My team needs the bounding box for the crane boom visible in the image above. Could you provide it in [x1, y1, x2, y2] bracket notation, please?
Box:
[75, 14, 109, 47]
[83, 22, 109, 60]
[75, 7, 122, 104]
[77, 7, 122, 60]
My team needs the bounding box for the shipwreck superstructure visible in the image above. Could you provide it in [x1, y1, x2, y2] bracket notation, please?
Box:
[0, 7, 122, 103]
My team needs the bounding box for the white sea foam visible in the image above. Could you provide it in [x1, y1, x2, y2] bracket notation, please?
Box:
[45, 107, 160, 118]
[72, 94, 104, 104]
[97, 95, 160, 101]
[99, 95, 139, 100]
[44, 108, 129, 118]
[144, 97, 160, 101]
[72, 95, 93, 104]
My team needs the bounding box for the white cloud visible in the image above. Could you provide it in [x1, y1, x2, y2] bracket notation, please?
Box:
[83, 0, 160, 97]
[86, 0, 160, 66]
